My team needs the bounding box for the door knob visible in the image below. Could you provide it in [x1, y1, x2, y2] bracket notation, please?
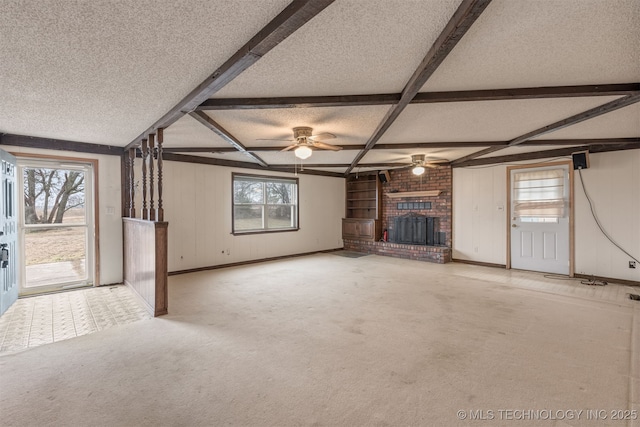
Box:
[511, 224, 517, 228]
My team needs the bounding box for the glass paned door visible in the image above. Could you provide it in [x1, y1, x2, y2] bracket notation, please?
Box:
[19, 161, 94, 294]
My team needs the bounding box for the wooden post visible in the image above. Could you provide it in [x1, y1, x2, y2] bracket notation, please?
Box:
[156, 128, 164, 222]
[141, 138, 148, 220]
[123, 153, 130, 217]
[128, 147, 136, 218]
[148, 133, 156, 221]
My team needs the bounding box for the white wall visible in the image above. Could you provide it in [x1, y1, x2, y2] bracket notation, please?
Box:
[574, 150, 640, 281]
[1, 145, 123, 285]
[453, 150, 640, 282]
[163, 161, 345, 272]
[453, 165, 508, 265]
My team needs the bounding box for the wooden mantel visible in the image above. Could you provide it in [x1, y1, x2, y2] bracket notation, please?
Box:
[385, 190, 442, 198]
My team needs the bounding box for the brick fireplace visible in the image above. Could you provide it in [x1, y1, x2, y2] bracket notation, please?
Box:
[343, 166, 452, 263]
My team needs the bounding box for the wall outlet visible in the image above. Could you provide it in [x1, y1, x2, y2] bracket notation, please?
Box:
[630, 261, 637, 269]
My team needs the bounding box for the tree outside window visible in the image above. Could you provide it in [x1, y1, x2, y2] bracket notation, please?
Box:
[23, 168, 85, 225]
[232, 174, 298, 233]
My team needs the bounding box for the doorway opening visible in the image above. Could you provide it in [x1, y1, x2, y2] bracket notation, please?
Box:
[17, 156, 97, 296]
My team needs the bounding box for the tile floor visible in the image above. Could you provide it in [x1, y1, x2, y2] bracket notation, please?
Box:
[0, 285, 151, 355]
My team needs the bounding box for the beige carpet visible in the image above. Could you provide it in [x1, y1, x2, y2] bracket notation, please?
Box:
[1, 254, 638, 426]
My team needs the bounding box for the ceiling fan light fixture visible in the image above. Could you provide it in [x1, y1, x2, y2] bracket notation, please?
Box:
[294, 145, 312, 159]
[412, 165, 425, 176]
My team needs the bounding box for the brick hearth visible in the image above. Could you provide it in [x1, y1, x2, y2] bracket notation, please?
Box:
[344, 239, 452, 263]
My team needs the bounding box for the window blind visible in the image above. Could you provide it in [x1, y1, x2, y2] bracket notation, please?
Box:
[513, 168, 566, 218]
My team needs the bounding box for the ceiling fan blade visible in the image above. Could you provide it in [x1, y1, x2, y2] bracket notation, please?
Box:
[312, 141, 342, 151]
[309, 132, 336, 141]
[424, 159, 450, 168]
[280, 144, 299, 152]
[257, 138, 294, 141]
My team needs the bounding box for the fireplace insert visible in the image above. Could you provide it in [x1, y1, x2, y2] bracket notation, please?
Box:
[392, 213, 443, 246]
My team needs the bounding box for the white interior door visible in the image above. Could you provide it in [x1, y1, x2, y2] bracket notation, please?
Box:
[0, 150, 18, 316]
[510, 165, 570, 275]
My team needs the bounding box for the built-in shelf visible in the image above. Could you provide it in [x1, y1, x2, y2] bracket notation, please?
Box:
[343, 175, 382, 241]
[386, 190, 442, 199]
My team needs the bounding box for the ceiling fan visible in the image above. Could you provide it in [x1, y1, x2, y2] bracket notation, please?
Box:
[261, 127, 342, 159]
[403, 154, 449, 175]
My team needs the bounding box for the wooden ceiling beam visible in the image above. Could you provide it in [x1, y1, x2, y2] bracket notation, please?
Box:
[453, 142, 640, 167]
[124, 0, 335, 151]
[412, 83, 639, 104]
[270, 162, 412, 168]
[0, 133, 124, 156]
[345, 0, 492, 175]
[162, 153, 343, 178]
[198, 94, 400, 110]
[163, 147, 242, 153]
[188, 111, 268, 167]
[518, 137, 639, 146]
[451, 94, 640, 165]
[197, 83, 639, 110]
[161, 138, 639, 153]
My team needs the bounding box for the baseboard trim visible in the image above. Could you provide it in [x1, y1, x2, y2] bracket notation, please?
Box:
[168, 247, 344, 276]
[574, 273, 640, 287]
[452, 258, 506, 269]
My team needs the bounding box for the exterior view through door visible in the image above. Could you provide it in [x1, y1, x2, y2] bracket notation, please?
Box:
[18, 158, 95, 296]
[509, 163, 572, 276]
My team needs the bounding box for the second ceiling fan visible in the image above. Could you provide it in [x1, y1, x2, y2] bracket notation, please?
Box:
[400, 154, 449, 175]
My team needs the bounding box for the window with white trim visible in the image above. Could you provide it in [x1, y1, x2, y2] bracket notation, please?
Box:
[232, 173, 298, 234]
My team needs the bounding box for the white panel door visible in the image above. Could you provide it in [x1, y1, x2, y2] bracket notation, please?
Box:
[0, 150, 18, 316]
[510, 165, 570, 275]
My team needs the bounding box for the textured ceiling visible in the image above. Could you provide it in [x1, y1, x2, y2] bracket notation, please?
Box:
[379, 97, 622, 144]
[1, 0, 638, 175]
[163, 115, 231, 148]
[215, 0, 461, 97]
[0, 0, 290, 145]
[208, 105, 391, 149]
[533, 103, 640, 140]
[422, 0, 640, 91]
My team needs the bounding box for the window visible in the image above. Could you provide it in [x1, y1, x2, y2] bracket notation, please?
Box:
[513, 168, 566, 220]
[232, 173, 298, 234]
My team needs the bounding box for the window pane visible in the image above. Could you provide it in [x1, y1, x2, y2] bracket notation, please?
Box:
[234, 205, 263, 231]
[266, 205, 294, 229]
[513, 168, 566, 218]
[232, 174, 298, 233]
[23, 168, 86, 225]
[233, 181, 263, 204]
[520, 217, 559, 223]
[266, 182, 295, 204]
[24, 227, 87, 287]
